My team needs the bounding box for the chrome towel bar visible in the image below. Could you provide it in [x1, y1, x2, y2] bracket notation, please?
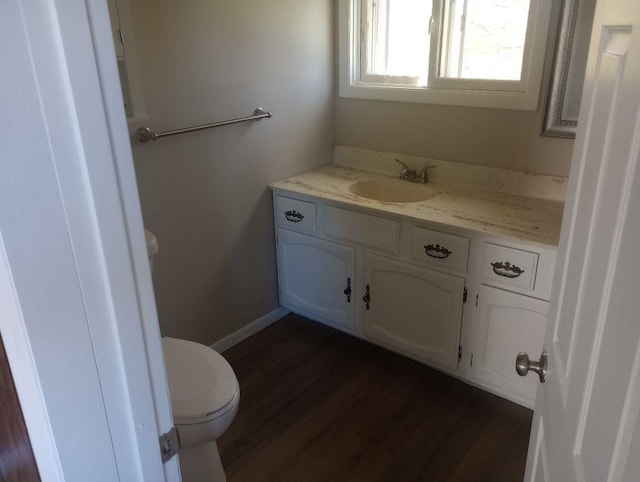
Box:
[136, 107, 273, 143]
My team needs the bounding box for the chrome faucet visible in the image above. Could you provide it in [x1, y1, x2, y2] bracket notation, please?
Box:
[395, 159, 436, 183]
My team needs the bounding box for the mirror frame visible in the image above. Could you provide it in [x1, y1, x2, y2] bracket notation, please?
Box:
[542, 0, 595, 138]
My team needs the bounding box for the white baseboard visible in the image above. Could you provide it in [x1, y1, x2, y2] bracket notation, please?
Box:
[210, 306, 290, 353]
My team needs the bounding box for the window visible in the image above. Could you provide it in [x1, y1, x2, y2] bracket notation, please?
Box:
[339, 0, 552, 110]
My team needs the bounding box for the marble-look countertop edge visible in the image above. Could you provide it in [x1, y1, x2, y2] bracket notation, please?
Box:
[270, 166, 563, 248]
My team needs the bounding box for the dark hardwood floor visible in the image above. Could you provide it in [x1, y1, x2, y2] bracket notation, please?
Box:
[217, 314, 532, 482]
[0, 335, 40, 482]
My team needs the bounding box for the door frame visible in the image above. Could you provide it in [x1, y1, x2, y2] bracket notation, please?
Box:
[1, 0, 179, 480]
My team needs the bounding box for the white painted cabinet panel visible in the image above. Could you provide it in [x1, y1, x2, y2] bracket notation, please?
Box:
[478, 239, 557, 301]
[361, 254, 465, 372]
[324, 205, 400, 253]
[277, 229, 355, 331]
[472, 285, 548, 407]
[275, 195, 317, 233]
[409, 225, 469, 273]
[482, 242, 539, 292]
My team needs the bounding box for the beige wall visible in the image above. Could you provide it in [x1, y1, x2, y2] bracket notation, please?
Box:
[129, 0, 334, 344]
[335, 99, 574, 177]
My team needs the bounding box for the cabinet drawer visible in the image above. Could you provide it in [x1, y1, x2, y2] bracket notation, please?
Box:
[409, 225, 469, 273]
[275, 195, 316, 233]
[482, 243, 539, 292]
[325, 206, 400, 253]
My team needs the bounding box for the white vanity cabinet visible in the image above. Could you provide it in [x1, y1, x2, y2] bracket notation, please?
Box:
[361, 254, 465, 373]
[272, 190, 558, 408]
[273, 193, 468, 369]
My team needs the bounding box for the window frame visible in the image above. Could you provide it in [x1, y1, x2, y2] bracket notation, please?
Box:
[338, 0, 553, 110]
[358, 0, 435, 87]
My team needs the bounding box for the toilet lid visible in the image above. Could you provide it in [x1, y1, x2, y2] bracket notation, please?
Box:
[162, 337, 238, 421]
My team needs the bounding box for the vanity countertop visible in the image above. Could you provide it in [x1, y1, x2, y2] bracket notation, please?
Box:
[270, 165, 564, 247]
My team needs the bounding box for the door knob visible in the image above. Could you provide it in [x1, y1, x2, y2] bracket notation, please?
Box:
[516, 350, 547, 383]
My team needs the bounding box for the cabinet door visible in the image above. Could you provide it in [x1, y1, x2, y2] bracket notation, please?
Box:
[472, 285, 548, 407]
[277, 229, 355, 331]
[361, 254, 465, 372]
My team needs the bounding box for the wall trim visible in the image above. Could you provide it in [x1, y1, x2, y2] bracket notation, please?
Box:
[211, 307, 290, 353]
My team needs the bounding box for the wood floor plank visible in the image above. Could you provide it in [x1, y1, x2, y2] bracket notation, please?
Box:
[0, 334, 40, 482]
[217, 314, 532, 481]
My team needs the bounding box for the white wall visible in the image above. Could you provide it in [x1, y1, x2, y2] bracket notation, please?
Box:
[129, 0, 334, 344]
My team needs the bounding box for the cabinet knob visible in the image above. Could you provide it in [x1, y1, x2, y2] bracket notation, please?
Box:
[516, 350, 547, 383]
[362, 284, 371, 310]
[344, 278, 352, 303]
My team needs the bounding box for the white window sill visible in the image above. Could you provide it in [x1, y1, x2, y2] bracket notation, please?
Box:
[339, 82, 540, 111]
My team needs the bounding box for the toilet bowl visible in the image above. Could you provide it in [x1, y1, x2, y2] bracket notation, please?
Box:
[162, 337, 239, 482]
[145, 230, 239, 482]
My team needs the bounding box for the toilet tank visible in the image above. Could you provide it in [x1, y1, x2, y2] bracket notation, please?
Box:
[144, 230, 159, 272]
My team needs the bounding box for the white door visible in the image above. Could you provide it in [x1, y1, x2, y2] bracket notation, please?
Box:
[524, 0, 640, 480]
[0, 0, 179, 480]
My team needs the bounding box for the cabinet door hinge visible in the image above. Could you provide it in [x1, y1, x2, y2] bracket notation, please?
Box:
[470, 354, 474, 367]
[457, 345, 463, 367]
[475, 294, 479, 306]
[463, 287, 467, 303]
[159, 426, 180, 463]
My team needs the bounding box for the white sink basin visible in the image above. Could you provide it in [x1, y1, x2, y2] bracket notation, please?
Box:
[349, 178, 434, 203]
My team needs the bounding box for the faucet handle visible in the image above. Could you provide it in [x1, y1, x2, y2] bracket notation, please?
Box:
[395, 158, 410, 178]
[420, 164, 437, 182]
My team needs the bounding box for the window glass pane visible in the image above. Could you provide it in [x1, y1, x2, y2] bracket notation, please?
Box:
[442, 0, 530, 81]
[364, 0, 432, 81]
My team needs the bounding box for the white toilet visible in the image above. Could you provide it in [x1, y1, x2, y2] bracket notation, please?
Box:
[145, 230, 239, 482]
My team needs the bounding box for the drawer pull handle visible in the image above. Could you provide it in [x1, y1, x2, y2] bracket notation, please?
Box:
[284, 210, 304, 223]
[344, 278, 352, 303]
[424, 244, 452, 259]
[362, 284, 371, 310]
[491, 261, 524, 279]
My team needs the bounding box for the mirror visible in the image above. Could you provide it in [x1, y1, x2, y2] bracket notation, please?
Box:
[542, 0, 596, 138]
